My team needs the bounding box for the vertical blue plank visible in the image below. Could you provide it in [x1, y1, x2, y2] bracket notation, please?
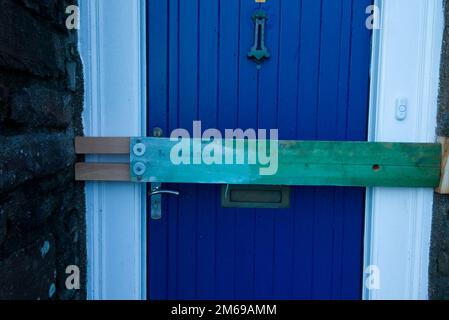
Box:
[333, 0, 358, 299]
[148, 0, 168, 300]
[296, 0, 322, 140]
[293, 0, 322, 300]
[196, 0, 219, 299]
[316, 0, 343, 141]
[274, 0, 301, 299]
[336, 0, 353, 141]
[340, 0, 373, 299]
[167, 198, 180, 299]
[312, 187, 335, 299]
[293, 187, 314, 299]
[177, 0, 199, 299]
[167, 0, 180, 299]
[277, 0, 301, 141]
[347, 0, 373, 141]
[341, 189, 365, 299]
[215, 0, 239, 300]
[312, 0, 343, 299]
[233, 0, 259, 300]
[253, 0, 282, 299]
[331, 188, 345, 299]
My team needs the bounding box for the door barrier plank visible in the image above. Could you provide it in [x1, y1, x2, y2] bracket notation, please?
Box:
[74, 137, 446, 192]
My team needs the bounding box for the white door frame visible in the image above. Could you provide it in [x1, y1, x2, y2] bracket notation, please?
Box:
[364, 0, 443, 300]
[79, 0, 147, 300]
[79, 0, 444, 300]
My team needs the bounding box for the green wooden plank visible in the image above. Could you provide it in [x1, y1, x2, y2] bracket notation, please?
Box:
[130, 138, 441, 188]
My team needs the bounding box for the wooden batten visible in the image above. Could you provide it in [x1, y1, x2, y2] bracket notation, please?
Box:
[75, 163, 131, 182]
[436, 136, 449, 194]
[75, 137, 131, 181]
[129, 138, 441, 188]
[75, 137, 130, 155]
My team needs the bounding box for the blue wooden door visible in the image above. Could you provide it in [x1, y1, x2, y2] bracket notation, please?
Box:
[148, 0, 372, 300]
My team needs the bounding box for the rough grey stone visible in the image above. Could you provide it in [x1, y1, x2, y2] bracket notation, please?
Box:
[8, 84, 73, 128]
[0, 236, 56, 300]
[430, 193, 449, 299]
[0, 84, 7, 123]
[0, 0, 85, 300]
[0, 133, 76, 193]
[17, 0, 76, 32]
[439, 1, 449, 137]
[438, 251, 449, 276]
[0, 208, 7, 246]
[0, 0, 66, 78]
[431, 0, 449, 300]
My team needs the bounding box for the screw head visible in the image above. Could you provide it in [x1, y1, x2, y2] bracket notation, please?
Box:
[153, 127, 163, 138]
[133, 162, 146, 177]
[133, 143, 146, 157]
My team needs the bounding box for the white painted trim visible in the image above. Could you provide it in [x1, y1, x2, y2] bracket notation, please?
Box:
[79, 0, 147, 300]
[364, 0, 444, 300]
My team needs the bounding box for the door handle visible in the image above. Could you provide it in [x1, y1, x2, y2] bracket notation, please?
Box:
[149, 183, 179, 220]
[149, 187, 180, 197]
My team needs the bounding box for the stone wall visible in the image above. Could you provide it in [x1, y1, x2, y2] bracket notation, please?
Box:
[0, 0, 85, 300]
[430, 0, 449, 301]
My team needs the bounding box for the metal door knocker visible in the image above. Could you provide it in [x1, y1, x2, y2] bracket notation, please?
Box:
[247, 10, 270, 64]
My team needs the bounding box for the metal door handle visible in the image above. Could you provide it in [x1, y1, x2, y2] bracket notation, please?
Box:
[149, 188, 180, 197]
[149, 183, 179, 220]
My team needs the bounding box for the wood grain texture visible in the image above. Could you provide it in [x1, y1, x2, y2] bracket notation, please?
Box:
[75, 137, 130, 155]
[436, 136, 449, 194]
[130, 138, 441, 188]
[75, 163, 130, 181]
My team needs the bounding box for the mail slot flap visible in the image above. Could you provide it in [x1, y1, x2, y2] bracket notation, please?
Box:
[221, 185, 290, 209]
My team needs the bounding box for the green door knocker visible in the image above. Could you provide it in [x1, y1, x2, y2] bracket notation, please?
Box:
[247, 10, 270, 64]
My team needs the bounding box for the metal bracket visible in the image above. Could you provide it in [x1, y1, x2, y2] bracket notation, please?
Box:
[147, 128, 180, 220]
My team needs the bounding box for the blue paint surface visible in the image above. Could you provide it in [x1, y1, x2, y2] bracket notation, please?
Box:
[148, 0, 372, 300]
